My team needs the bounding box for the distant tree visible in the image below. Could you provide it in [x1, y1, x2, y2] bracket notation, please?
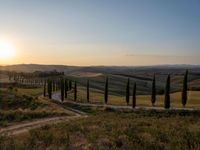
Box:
[164, 75, 170, 109]
[61, 78, 65, 102]
[151, 74, 156, 106]
[55, 81, 58, 91]
[132, 83, 136, 108]
[104, 77, 108, 104]
[87, 80, 90, 102]
[48, 80, 52, 99]
[182, 70, 188, 107]
[126, 78, 130, 105]
[43, 80, 46, 97]
[65, 79, 68, 99]
[69, 80, 72, 90]
[53, 81, 55, 92]
[74, 81, 77, 101]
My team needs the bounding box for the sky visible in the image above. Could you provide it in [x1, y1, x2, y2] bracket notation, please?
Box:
[0, 0, 200, 66]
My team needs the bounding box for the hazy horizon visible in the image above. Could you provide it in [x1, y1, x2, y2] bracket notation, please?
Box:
[0, 0, 200, 66]
[1, 63, 200, 68]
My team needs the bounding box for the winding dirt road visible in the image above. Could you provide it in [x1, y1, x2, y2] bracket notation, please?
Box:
[1, 91, 199, 136]
[0, 96, 88, 136]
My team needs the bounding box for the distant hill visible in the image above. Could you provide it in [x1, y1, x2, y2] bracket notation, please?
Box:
[0, 64, 200, 75]
[1, 64, 200, 95]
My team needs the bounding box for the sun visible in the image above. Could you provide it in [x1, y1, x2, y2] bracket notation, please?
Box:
[0, 40, 16, 60]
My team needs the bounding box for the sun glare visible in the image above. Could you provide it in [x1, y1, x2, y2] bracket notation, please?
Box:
[0, 40, 16, 60]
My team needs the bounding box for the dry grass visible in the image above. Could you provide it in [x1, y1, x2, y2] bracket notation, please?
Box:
[1, 110, 200, 150]
[0, 88, 70, 126]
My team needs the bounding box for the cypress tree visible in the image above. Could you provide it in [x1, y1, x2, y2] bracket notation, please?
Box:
[69, 80, 72, 90]
[55, 81, 58, 91]
[104, 77, 108, 104]
[53, 81, 55, 92]
[65, 79, 68, 99]
[151, 74, 156, 106]
[74, 81, 77, 101]
[132, 83, 136, 108]
[126, 78, 130, 105]
[48, 80, 52, 99]
[182, 70, 188, 107]
[43, 80, 46, 97]
[164, 75, 170, 109]
[61, 78, 65, 102]
[87, 80, 90, 102]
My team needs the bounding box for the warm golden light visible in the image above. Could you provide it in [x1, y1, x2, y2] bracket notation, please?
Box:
[0, 40, 16, 60]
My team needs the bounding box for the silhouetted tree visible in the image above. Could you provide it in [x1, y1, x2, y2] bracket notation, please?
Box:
[61, 78, 65, 102]
[164, 75, 170, 109]
[53, 81, 55, 92]
[43, 80, 46, 97]
[48, 80, 52, 99]
[182, 70, 188, 107]
[65, 79, 68, 99]
[126, 78, 130, 105]
[74, 81, 77, 101]
[151, 74, 156, 106]
[132, 83, 136, 108]
[104, 77, 108, 104]
[87, 80, 90, 102]
[55, 81, 58, 91]
[69, 80, 72, 90]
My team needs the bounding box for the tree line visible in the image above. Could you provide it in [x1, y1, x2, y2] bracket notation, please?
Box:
[44, 70, 189, 109]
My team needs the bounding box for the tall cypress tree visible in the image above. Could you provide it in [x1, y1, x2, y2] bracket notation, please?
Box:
[126, 78, 130, 105]
[53, 81, 55, 92]
[104, 77, 108, 104]
[74, 81, 77, 101]
[43, 80, 46, 97]
[164, 75, 170, 109]
[87, 80, 90, 102]
[65, 79, 68, 99]
[48, 80, 52, 99]
[182, 70, 188, 107]
[69, 80, 72, 90]
[151, 74, 156, 106]
[55, 80, 57, 91]
[61, 78, 65, 102]
[132, 83, 136, 108]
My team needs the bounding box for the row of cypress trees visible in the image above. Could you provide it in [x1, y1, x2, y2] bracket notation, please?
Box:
[166, 71, 187, 108]
[60, 78, 75, 102]
[44, 70, 189, 109]
[103, 70, 189, 108]
[44, 78, 74, 102]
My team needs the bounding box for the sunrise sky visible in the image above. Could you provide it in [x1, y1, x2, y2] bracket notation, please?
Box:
[0, 0, 200, 66]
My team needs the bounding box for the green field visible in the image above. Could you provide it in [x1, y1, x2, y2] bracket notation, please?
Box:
[65, 86, 200, 108]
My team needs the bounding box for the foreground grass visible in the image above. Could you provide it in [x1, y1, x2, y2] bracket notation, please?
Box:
[1, 110, 200, 150]
[0, 89, 70, 126]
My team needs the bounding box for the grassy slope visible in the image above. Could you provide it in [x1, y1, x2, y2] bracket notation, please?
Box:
[0, 88, 69, 126]
[1, 110, 200, 150]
